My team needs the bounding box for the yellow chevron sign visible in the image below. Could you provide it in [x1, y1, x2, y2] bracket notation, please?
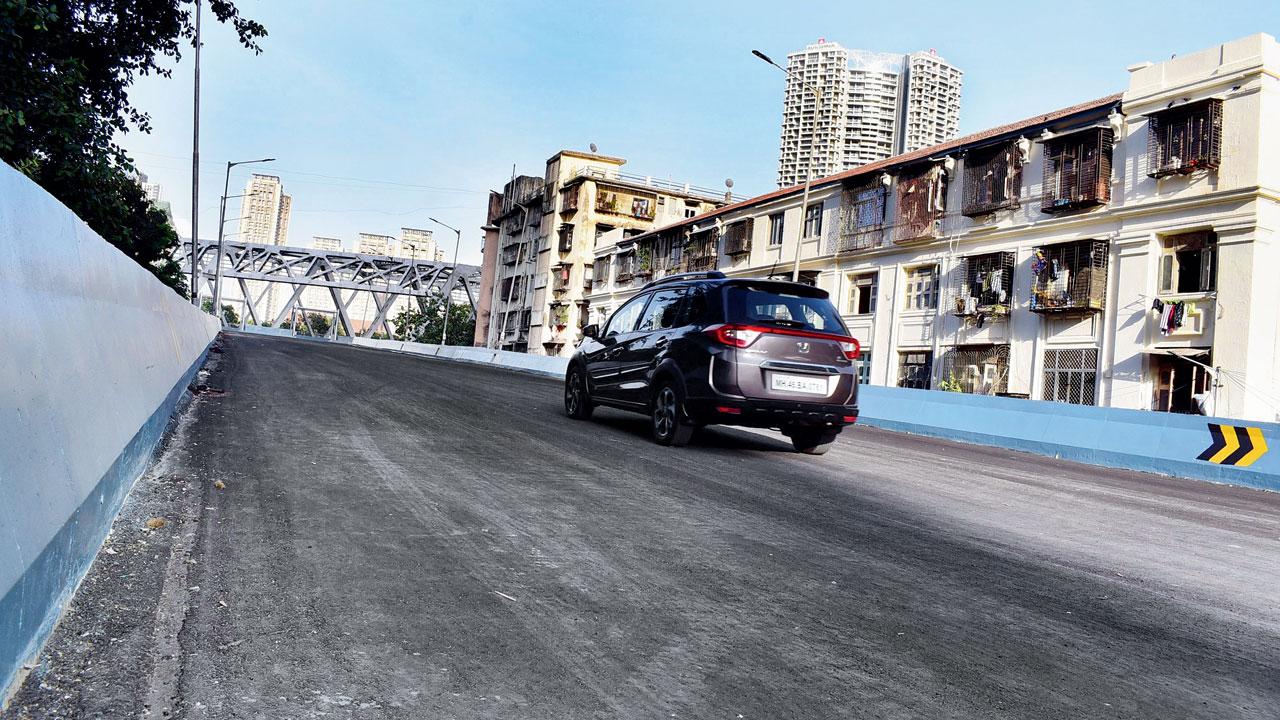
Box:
[1196, 424, 1268, 467]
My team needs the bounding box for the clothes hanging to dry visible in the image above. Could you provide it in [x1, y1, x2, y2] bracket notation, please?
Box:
[1155, 299, 1186, 335]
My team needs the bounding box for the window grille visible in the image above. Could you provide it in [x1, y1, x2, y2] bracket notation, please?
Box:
[894, 164, 945, 243]
[897, 351, 933, 390]
[1029, 240, 1108, 313]
[560, 186, 580, 213]
[557, 224, 574, 253]
[723, 218, 754, 256]
[948, 251, 1015, 318]
[1146, 99, 1222, 178]
[939, 344, 1010, 395]
[1041, 128, 1112, 213]
[615, 251, 636, 282]
[1042, 348, 1098, 405]
[856, 350, 872, 385]
[683, 228, 718, 272]
[962, 142, 1022, 216]
[832, 181, 886, 253]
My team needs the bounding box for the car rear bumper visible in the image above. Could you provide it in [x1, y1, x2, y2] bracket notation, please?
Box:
[686, 396, 859, 429]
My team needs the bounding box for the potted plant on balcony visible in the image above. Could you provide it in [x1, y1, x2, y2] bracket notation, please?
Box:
[635, 247, 653, 278]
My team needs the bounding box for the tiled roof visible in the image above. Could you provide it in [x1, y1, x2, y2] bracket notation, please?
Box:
[638, 93, 1125, 239]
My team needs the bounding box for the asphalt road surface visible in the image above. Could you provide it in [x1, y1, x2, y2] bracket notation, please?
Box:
[11, 333, 1280, 719]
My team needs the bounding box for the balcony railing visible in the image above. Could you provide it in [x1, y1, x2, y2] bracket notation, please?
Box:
[1029, 240, 1109, 313]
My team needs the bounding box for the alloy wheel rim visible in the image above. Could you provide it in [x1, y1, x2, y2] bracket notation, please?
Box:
[654, 387, 675, 437]
[566, 372, 580, 413]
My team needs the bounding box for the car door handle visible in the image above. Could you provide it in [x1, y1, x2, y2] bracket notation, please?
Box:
[654, 336, 669, 348]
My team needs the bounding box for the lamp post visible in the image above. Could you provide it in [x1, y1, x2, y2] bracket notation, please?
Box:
[190, 0, 202, 305]
[212, 158, 275, 318]
[428, 217, 463, 346]
[753, 49, 822, 283]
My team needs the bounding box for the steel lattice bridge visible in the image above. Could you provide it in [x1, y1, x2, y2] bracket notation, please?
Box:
[181, 240, 481, 338]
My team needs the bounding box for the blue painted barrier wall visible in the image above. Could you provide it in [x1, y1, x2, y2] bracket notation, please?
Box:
[0, 163, 221, 701]
[855, 385, 1280, 492]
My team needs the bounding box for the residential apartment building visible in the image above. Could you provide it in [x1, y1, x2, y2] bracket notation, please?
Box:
[401, 227, 445, 262]
[357, 232, 395, 256]
[480, 150, 729, 356]
[594, 34, 1280, 422]
[776, 40, 963, 186]
[236, 174, 293, 318]
[312, 236, 342, 251]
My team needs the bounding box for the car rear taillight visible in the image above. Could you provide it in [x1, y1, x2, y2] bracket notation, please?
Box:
[705, 324, 763, 348]
[839, 338, 861, 361]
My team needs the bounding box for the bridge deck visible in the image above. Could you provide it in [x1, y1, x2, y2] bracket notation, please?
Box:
[11, 333, 1280, 719]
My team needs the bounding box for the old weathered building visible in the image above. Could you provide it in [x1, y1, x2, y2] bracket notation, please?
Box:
[593, 34, 1280, 422]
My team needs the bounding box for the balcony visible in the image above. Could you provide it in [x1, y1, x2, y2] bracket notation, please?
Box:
[893, 164, 945, 244]
[1041, 128, 1113, 214]
[1146, 99, 1221, 178]
[950, 251, 1015, 319]
[723, 219, 753, 257]
[1029, 240, 1109, 314]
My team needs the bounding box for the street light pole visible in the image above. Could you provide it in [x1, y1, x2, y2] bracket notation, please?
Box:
[190, 0, 202, 305]
[429, 217, 463, 346]
[753, 49, 822, 283]
[213, 158, 275, 319]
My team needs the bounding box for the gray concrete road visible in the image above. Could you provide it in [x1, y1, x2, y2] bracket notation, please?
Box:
[10, 333, 1280, 719]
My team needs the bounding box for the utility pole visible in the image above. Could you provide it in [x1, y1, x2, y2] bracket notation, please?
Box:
[190, 0, 202, 305]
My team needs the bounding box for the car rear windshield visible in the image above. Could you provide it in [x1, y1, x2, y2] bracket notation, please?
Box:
[724, 286, 849, 335]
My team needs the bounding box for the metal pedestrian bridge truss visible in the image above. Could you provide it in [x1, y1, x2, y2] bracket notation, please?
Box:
[183, 240, 480, 338]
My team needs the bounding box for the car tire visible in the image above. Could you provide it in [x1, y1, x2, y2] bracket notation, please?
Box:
[789, 427, 840, 455]
[651, 381, 694, 447]
[564, 366, 593, 420]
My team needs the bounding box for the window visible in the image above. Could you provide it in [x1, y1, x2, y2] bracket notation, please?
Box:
[595, 223, 615, 240]
[898, 351, 932, 390]
[1041, 128, 1113, 213]
[768, 212, 785, 246]
[631, 197, 654, 219]
[803, 202, 823, 238]
[856, 350, 872, 385]
[603, 293, 649, 337]
[962, 142, 1021, 216]
[1158, 231, 1216, 295]
[684, 206, 698, 219]
[903, 265, 938, 311]
[615, 251, 636, 281]
[635, 289, 685, 332]
[1147, 99, 1222, 178]
[724, 286, 847, 334]
[1042, 348, 1098, 406]
[1152, 352, 1213, 414]
[847, 273, 877, 315]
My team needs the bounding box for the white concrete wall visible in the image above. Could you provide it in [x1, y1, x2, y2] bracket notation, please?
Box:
[0, 161, 220, 695]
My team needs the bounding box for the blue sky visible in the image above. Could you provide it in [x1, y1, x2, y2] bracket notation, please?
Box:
[122, 0, 1278, 265]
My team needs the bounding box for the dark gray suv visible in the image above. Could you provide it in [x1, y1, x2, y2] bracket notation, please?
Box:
[564, 272, 860, 454]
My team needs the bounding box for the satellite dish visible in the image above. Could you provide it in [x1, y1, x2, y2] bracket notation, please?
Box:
[725, 178, 734, 189]
[589, 143, 598, 153]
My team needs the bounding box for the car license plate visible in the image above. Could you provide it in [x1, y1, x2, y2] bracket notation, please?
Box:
[769, 372, 829, 396]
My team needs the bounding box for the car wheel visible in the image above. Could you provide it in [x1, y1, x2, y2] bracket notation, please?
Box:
[651, 381, 694, 447]
[564, 366, 593, 420]
[789, 427, 840, 455]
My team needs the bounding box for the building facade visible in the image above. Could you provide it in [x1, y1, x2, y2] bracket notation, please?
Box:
[401, 227, 444, 262]
[596, 34, 1280, 422]
[236, 174, 293, 318]
[776, 41, 963, 187]
[479, 150, 729, 356]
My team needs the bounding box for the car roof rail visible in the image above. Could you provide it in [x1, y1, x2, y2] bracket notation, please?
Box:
[640, 271, 726, 290]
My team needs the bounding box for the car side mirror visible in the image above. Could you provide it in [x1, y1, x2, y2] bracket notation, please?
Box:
[582, 323, 599, 339]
